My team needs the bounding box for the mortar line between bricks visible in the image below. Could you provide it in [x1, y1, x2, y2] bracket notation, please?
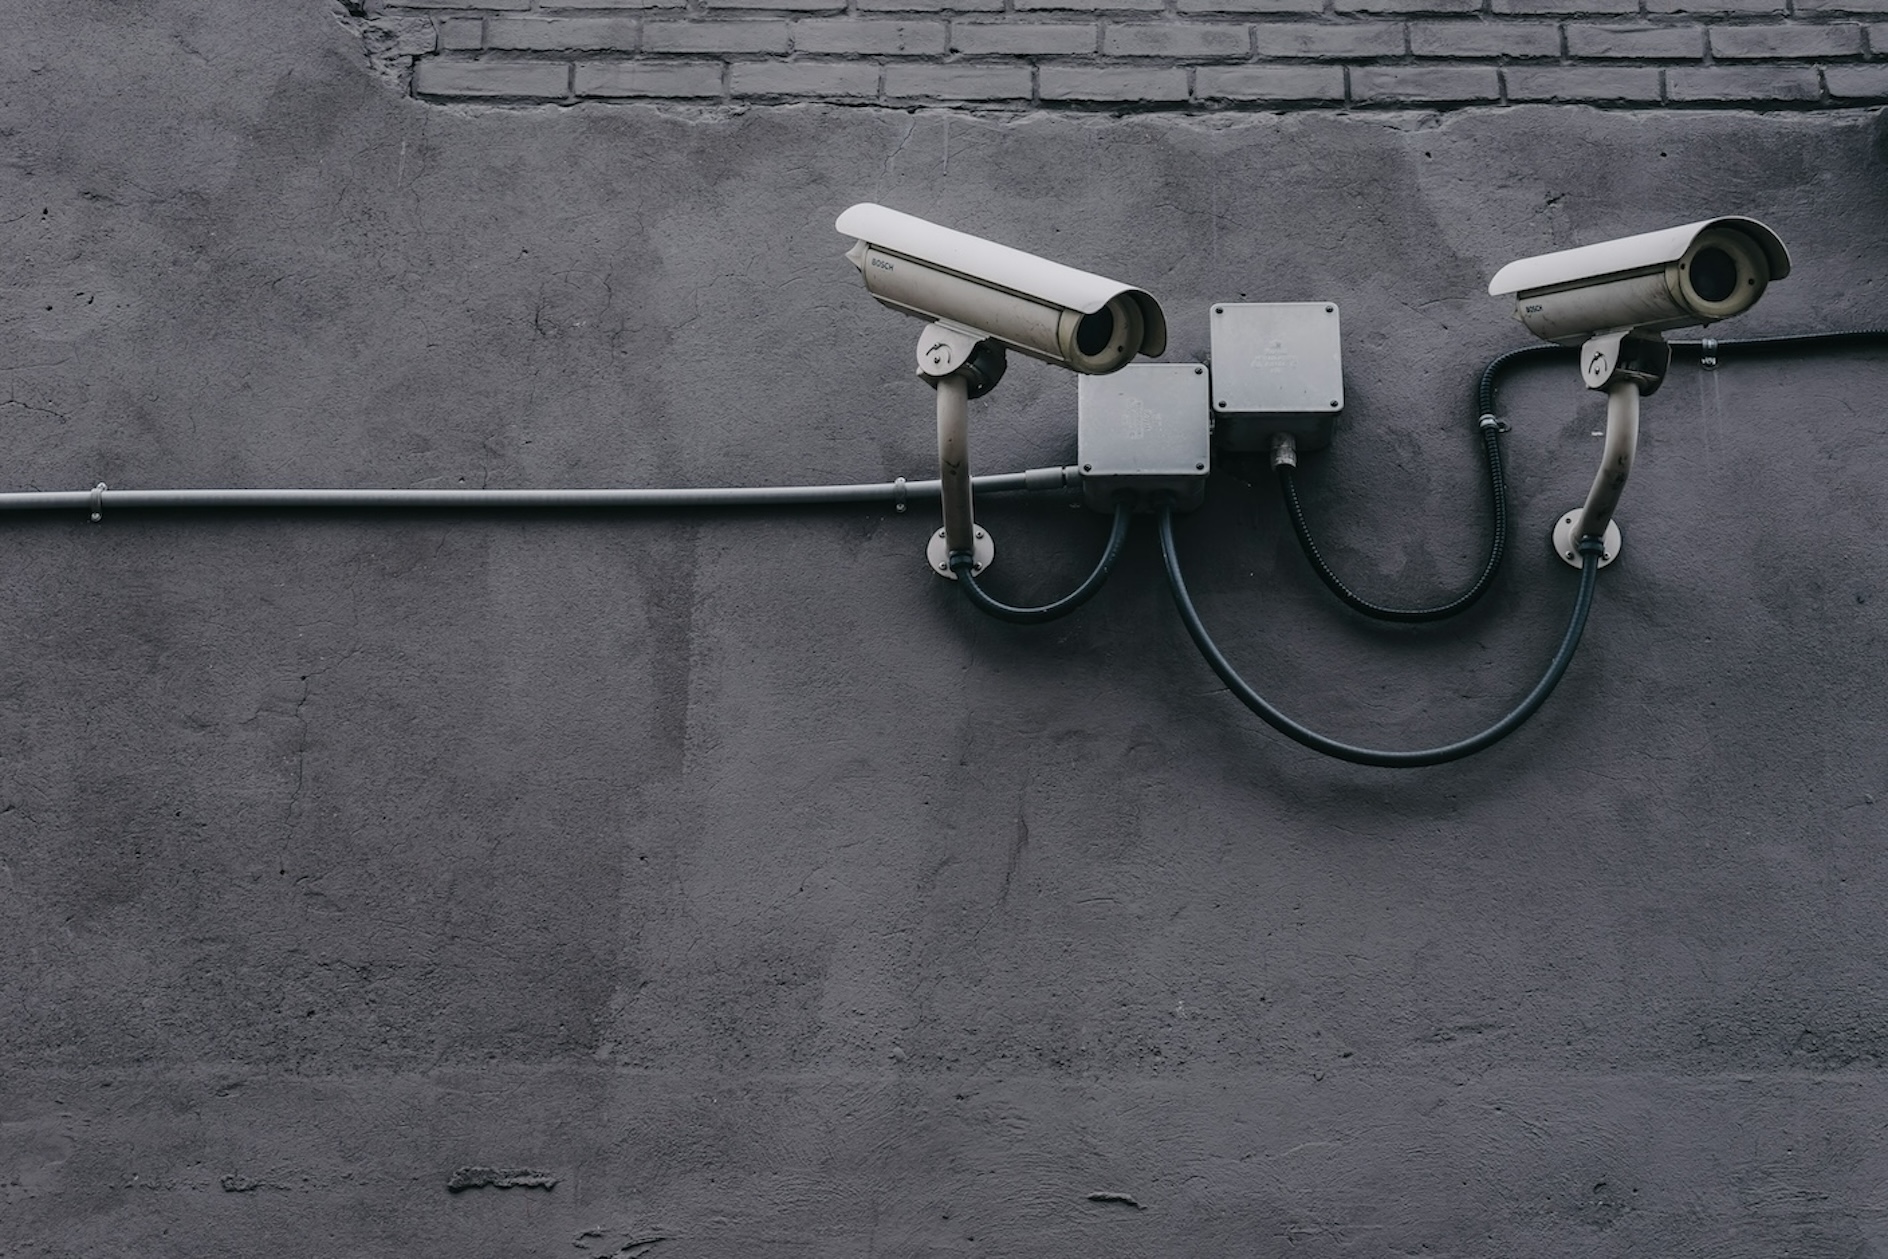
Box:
[818, 95, 1832, 107]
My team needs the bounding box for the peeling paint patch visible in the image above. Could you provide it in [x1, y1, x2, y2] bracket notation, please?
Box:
[574, 1229, 667, 1257]
[219, 1174, 272, 1192]
[445, 1165, 558, 1192]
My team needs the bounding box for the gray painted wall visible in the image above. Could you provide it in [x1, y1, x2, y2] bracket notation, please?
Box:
[5, 2, 1888, 1254]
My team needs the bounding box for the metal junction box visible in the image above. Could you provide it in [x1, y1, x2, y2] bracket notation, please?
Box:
[1077, 363, 1212, 513]
[1209, 302, 1345, 452]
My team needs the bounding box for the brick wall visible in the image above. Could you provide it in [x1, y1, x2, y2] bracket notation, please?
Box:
[340, 0, 1888, 106]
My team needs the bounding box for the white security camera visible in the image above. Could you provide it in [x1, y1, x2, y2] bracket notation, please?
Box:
[1488, 216, 1792, 571]
[1488, 216, 1790, 346]
[836, 202, 1167, 375]
[837, 202, 1169, 582]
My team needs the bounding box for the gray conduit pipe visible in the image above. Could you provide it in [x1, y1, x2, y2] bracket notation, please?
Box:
[0, 467, 1084, 517]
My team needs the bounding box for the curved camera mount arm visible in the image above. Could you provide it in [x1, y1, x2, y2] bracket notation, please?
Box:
[916, 321, 1006, 579]
[1553, 329, 1671, 569]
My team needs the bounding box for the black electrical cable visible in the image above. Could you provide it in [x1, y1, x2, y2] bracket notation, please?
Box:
[1216, 326, 1879, 760]
[1277, 420, 1507, 623]
[1160, 504, 1604, 768]
[1275, 343, 1572, 624]
[1671, 328, 1888, 359]
[1277, 331, 1888, 624]
[948, 502, 1132, 625]
[1478, 342, 1573, 416]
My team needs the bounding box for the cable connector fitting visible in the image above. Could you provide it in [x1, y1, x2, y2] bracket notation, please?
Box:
[1023, 465, 1078, 492]
[1269, 432, 1298, 470]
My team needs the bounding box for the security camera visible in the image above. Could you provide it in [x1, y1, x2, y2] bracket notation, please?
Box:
[1488, 216, 1790, 346]
[836, 202, 1167, 375]
[836, 202, 1171, 582]
[1488, 216, 1792, 572]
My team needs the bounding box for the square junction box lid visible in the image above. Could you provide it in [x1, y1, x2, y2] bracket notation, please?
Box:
[1209, 302, 1344, 416]
[1077, 363, 1211, 513]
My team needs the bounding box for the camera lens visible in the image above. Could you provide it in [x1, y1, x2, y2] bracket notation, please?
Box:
[1076, 306, 1116, 357]
[1688, 246, 1739, 303]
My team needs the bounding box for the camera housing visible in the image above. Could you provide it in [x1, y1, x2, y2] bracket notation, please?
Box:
[836, 203, 1167, 375]
[1488, 217, 1790, 345]
[1490, 216, 1792, 571]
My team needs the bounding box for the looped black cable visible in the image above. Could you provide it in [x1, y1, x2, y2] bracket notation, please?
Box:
[1160, 504, 1603, 768]
[1278, 418, 1508, 622]
[1277, 343, 1573, 624]
[948, 503, 1132, 625]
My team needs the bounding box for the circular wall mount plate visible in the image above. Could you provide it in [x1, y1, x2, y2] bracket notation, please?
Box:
[1553, 512, 1621, 569]
[928, 526, 994, 580]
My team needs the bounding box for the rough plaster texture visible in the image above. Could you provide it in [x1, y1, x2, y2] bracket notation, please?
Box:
[5, 1, 1888, 1255]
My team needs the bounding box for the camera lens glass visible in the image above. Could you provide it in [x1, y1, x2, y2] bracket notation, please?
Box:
[1076, 306, 1116, 357]
[1689, 246, 1739, 303]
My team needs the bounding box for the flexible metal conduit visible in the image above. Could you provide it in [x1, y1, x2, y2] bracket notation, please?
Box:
[1271, 342, 1560, 625]
[0, 467, 1084, 516]
[1276, 419, 1509, 623]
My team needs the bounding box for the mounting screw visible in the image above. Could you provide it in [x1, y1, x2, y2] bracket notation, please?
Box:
[1213, 306, 1224, 315]
[1330, 400, 1340, 408]
[1193, 365, 1204, 375]
[1081, 463, 1092, 473]
[1325, 305, 1335, 313]
[1195, 462, 1206, 472]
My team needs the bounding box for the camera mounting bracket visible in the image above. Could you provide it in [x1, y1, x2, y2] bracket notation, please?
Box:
[1579, 328, 1671, 395]
[916, 321, 1003, 580]
[1555, 329, 1671, 569]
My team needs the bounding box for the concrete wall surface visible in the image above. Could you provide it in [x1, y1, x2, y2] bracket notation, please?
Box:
[5, 2, 1888, 1256]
